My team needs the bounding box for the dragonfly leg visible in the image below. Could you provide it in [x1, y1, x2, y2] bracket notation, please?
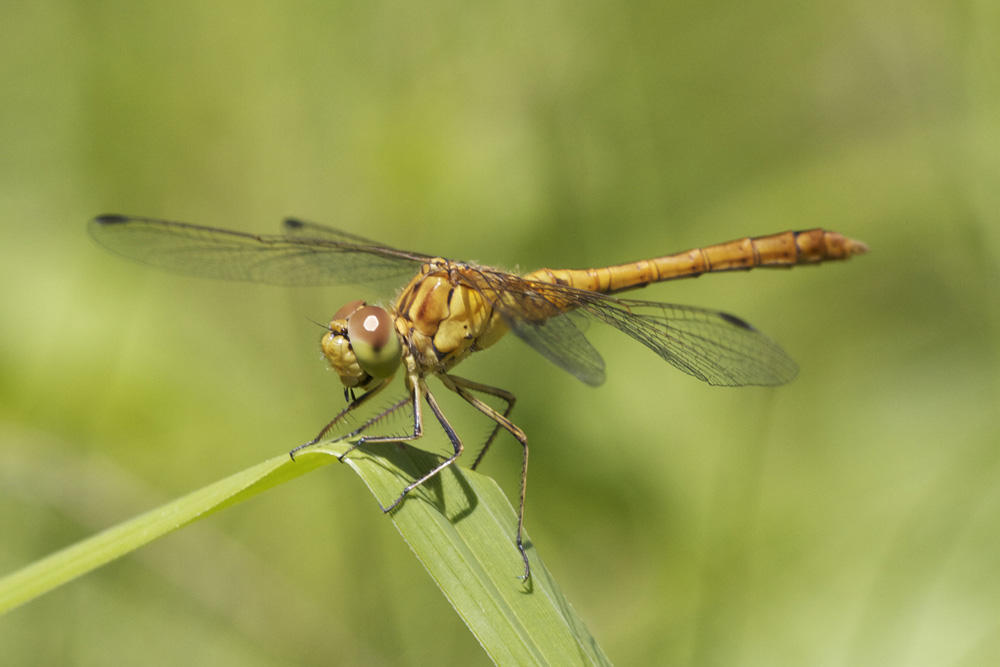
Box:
[440, 374, 531, 581]
[289, 376, 420, 461]
[335, 392, 419, 461]
[381, 384, 463, 513]
[439, 375, 517, 470]
[290, 378, 392, 458]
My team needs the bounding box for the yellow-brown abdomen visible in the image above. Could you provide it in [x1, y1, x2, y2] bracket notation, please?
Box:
[526, 229, 868, 295]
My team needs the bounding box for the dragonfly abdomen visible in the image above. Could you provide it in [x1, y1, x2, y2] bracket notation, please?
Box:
[528, 229, 868, 295]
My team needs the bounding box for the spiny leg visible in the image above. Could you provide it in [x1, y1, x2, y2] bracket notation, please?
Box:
[290, 378, 424, 465]
[289, 377, 394, 458]
[335, 393, 418, 461]
[440, 374, 531, 581]
[382, 384, 464, 513]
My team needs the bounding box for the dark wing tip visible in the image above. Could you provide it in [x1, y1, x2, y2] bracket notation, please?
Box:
[92, 214, 131, 225]
[718, 311, 756, 331]
[283, 218, 305, 231]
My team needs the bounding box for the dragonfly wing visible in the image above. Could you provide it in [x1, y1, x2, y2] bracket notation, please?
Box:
[578, 296, 799, 386]
[88, 215, 423, 287]
[468, 271, 605, 386]
[503, 307, 606, 386]
[485, 274, 797, 387]
[281, 218, 425, 253]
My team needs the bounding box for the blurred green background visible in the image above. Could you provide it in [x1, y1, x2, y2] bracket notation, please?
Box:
[2, 1, 998, 665]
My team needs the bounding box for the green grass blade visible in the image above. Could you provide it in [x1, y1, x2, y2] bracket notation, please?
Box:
[1, 442, 610, 665]
[313, 442, 612, 666]
[0, 451, 333, 614]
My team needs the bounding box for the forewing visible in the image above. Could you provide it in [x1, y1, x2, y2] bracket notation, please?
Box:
[88, 215, 424, 287]
[281, 218, 431, 255]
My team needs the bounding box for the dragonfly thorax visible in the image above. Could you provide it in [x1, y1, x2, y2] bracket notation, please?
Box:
[321, 300, 402, 391]
[393, 260, 511, 375]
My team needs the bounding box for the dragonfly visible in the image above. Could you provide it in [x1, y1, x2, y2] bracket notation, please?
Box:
[88, 214, 868, 579]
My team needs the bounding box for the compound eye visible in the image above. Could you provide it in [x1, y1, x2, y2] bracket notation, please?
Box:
[346, 305, 401, 379]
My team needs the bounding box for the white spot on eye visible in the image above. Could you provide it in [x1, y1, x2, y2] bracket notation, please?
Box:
[364, 315, 379, 332]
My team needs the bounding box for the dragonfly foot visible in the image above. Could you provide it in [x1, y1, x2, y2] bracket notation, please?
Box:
[380, 491, 407, 514]
[517, 540, 531, 582]
[288, 435, 323, 461]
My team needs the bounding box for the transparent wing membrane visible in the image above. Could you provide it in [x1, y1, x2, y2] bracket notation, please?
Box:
[469, 271, 797, 387]
[578, 298, 798, 386]
[281, 217, 412, 250]
[89, 215, 424, 287]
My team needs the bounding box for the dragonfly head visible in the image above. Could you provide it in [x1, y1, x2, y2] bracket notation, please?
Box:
[321, 300, 402, 393]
